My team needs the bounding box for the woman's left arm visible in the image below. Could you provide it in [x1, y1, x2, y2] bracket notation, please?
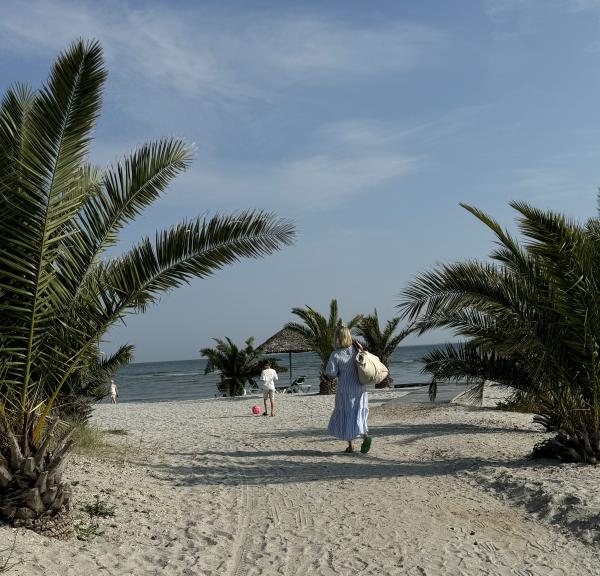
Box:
[324, 352, 338, 379]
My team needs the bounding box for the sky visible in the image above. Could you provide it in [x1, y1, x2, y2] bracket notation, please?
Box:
[2, 0, 600, 362]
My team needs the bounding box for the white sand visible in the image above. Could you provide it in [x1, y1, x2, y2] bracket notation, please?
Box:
[2, 390, 600, 575]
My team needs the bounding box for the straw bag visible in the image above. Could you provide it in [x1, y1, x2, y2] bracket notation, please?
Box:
[355, 349, 389, 386]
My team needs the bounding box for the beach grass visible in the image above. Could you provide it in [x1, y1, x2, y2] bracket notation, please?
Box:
[73, 423, 131, 462]
[73, 422, 105, 451]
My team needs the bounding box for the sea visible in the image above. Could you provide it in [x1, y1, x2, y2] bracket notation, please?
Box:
[109, 344, 444, 404]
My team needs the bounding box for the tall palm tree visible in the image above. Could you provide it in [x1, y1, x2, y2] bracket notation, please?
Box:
[201, 337, 286, 396]
[0, 40, 295, 535]
[398, 201, 600, 463]
[355, 310, 413, 388]
[285, 299, 361, 394]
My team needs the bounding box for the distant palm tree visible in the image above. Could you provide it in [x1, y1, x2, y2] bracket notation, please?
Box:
[399, 201, 600, 463]
[285, 299, 361, 394]
[0, 40, 295, 536]
[355, 310, 413, 388]
[201, 337, 286, 396]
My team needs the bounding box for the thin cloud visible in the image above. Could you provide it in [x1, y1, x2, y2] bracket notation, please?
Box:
[511, 166, 594, 202]
[0, 0, 442, 101]
[485, 0, 600, 20]
[0, 1, 442, 211]
[565, 0, 600, 11]
[168, 120, 418, 211]
[258, 19, 442, 77]
[175, 151, 416, 212]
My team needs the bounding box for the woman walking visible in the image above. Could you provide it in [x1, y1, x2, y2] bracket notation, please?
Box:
[326, 322, 372, 453]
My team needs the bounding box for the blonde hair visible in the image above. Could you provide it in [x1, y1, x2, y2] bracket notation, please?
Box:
[335, 324, 353, 348]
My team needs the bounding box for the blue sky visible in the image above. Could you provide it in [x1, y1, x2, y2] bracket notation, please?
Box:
[2, 0, 600, 362]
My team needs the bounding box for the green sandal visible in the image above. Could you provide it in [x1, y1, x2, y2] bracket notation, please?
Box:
[360, 436, 372, 454]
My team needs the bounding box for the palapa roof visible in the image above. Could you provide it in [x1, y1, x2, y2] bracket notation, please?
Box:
[257, 327, 312, 354]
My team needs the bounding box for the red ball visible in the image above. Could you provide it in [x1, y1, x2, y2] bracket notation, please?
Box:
[251, 405, 261, 415]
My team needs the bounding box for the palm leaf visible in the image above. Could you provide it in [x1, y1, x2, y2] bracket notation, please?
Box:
[0, 40, 106, 434]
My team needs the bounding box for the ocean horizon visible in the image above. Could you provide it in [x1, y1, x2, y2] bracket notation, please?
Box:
[110, 343, 449, 404]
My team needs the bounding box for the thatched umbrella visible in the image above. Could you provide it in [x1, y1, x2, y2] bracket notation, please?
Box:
[257, 327, 312, 387]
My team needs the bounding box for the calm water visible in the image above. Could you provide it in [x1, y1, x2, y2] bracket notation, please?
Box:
[110, 344, 444, 404]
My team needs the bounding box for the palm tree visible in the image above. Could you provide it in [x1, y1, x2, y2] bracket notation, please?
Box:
[201, 337, 286, 396]
[0, 40, 295, 535]
[398, 201, 600, 463]
[285, 299, 361, 394]
[355, 310, 413, 388]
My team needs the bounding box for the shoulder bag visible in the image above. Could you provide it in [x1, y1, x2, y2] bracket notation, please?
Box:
[353, 342, 389, 386]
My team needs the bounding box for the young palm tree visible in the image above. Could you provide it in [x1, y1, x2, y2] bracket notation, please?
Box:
[355, 310, 413, 388]
[0, 40, 295, 535]
[201, 337, 286, 396]
[285, 299, 361, 394]
[399, 201, 600, 463]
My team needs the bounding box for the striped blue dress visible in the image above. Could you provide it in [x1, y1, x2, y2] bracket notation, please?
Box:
[326, 346, 369, 441]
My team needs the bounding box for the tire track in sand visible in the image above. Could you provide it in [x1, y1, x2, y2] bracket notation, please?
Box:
[225, 466, 253, 576]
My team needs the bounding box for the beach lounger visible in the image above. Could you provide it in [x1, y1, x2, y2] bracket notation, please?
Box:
[288, 376, 310, 393]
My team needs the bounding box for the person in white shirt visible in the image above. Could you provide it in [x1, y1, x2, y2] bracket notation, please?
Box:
[110, 379, 119, 404]
[260, 362, 278, 417]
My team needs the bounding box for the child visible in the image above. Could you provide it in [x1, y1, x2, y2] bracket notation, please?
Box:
[260, 362, 278, 416]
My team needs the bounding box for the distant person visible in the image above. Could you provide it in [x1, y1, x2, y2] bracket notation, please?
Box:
[325, 322, 371, 453]
[260, 362, 278, 416]
[110, 379, 119, 404]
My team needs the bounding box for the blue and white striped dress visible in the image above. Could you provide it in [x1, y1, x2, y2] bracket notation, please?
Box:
[326, 346, 369, 441]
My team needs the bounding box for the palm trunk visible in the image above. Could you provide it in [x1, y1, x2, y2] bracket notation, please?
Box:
[532, 412, 600, 463]
[376, 374, 393, 389]
[0, 423, 74, 538]
[319, 374, 337, 395]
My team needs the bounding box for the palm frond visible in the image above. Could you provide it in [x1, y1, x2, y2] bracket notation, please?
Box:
[0, 40, 106, 427]
[356, 310, 412, 366]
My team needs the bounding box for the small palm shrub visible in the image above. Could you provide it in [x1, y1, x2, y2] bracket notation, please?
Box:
[201, 337, 286, 396]
[399, 201, 600, 463]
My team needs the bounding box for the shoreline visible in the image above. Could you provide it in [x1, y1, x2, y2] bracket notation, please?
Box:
[2, 394, 600, 575]
[98, 383, 455, 406]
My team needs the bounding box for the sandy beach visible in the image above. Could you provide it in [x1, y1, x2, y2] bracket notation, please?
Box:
[2, 391, 600, 575]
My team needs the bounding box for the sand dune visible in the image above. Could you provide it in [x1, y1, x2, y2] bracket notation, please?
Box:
[2, 391, 599, 575]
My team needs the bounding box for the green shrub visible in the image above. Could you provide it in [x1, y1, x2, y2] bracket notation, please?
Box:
[82, 495, 115, 519]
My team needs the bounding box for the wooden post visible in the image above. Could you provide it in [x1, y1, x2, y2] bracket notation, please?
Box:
[289, 351, 293, 386]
